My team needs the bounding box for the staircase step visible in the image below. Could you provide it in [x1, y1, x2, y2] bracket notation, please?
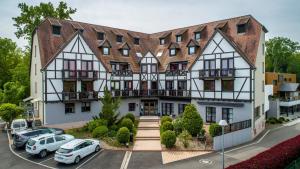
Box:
[138, 127, 159, 130]
[135, 137, 160, 140]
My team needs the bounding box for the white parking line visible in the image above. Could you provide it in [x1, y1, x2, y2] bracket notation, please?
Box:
[120, 151, 132, 169]
[39, 157, 54, 164]
[75, 149, 103, 169]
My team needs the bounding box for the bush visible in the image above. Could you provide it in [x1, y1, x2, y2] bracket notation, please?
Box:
[92, 126, 108, 138]
[124, 113, 135, 123]
[117, 127, 130, 144]
[87, 119, 108, 132]
[161, 121, 173, 133]
[227, 134, 300, 169]
[209, 123, 222, 137]
[182, 104, 203, 136]
[278, 117, 285, 123]
[161, 116, 172, 126]
[199, 128, 206, 137]
[120, 118, 134, 132]
[161, 130, 176, 148]
[178, 130, 192, 148]
[110, 124, 119, 131]
[173, 118, 184, 135]
[108, 130, 117, 137]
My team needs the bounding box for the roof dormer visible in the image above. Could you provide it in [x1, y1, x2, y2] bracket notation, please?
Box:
[119, 42, 131, 56]
[186, 39, 200, 55]
[159, 32, 172, 45]
[93, 27, 105, 40]
[174, 29, 187, 43]
[215, 21, 228, 32]
[168, 42, 180, 56]
[193, 25, 206, 41]
[48, 19, 62, 36]
[98, 39, 112, 55]
[71, 22, 84, 33]
[111, 30, 124, 43]
[237, 17, 250, 34]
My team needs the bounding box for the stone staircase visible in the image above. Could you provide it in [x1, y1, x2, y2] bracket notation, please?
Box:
[133, 116, 161, 151]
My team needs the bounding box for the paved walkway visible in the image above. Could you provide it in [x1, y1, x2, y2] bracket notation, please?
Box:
[45, 121, 87, 130]
[133, 116, 161, 151]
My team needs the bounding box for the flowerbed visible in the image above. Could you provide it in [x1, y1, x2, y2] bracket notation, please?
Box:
[227, 134, 300, 169]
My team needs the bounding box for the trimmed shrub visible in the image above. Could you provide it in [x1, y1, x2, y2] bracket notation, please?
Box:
[178, 130, 192, 148]
[161, 121, 173, 133]
[161, 116, 172, 126]
[199, 128, 206, 137]
[110, 124, 119, 131]
[173, 118, 184, 135]
[108, 130, 117, 137]
[227, 134, 300, 169]
[124, 113, 135, 123]
[161, 130, 176, 148]
[209, 123, 222, 137]
[87, 119, 108, 132]
[182, 104, 203, 136]
[92, 126, 108, 138]
[120, 118, 134, 132]
[117, 127, 130, 144]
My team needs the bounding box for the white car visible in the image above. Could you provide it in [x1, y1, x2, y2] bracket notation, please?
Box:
[26, 134, 74, 158]
[11, 119, 28, 135]
[54, 139, 101, 164]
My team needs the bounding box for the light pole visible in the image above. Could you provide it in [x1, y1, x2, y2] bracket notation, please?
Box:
[219, 120, 228, 169]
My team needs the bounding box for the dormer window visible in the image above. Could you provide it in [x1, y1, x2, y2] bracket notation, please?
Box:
[97, 32, 105, 40]
[176, 35, 182, 42]
[170, 48, 176, 56]
[103, 47, 110, 55]
[116, 35, 123, 43]
[134, 38, 140, 45]
[160, 38, 165, 45]
[237, 24, 247, 34]
[194, 32, 201, 40]
[188, 46, 196, 55]
[122, 49, 129, 56]
[237, 17, 250, 34]
[52, 25, 61, 35]
[186, 39, 199, 55]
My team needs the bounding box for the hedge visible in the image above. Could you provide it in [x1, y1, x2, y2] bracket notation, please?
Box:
[87, 119, 108, 132]
[117, 127, 130, 144]
[161, 116, 172, 126]
[161, 130, 176, 148]
[209, 123, 222, 137]
[227, 134, 300, 169]
[161, 121, 173, 133]
[92, 126, 108, 138]
[124, 113, 135, 123]
[120, 118, 134, 132]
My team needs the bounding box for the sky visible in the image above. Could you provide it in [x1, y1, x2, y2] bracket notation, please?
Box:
[0, 0, 299, 49]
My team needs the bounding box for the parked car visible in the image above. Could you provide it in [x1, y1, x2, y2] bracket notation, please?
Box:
[11, 119, 28, 135]
[13, 128, 64, 148]
[26, 134, 74, 158]
[54, 139, 101, 164]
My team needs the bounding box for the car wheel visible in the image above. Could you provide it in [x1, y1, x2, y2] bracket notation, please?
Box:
[74, 156, 80, 164]
[95, 145, 100, 152]
[39, 150, 47, 158]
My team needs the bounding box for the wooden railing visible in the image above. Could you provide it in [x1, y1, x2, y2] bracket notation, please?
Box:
[111, 70, 133, 76]
[199, 68, 235, 79]
[62, 91, 98, 101]
[166, 70, 188, 76]
[62, 70, 98, 80]
[111, 89, 190, 97]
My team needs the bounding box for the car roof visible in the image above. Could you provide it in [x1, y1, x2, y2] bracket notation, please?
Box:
[12, 119, 26, 122]
[30, 133, 55, 141]
[60, 139, 84, 149]
[15, 129, 33, 134]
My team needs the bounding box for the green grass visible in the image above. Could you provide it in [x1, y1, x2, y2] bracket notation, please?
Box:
[65, 128, 92, 138]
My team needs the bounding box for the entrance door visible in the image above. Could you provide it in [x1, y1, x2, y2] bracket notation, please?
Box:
[142, 101, 157, 116]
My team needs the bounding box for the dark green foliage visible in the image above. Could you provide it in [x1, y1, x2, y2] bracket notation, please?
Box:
[182, 104, 203, 136]
[209, 123, 222, 137]
[124, 113, 135, 124]
[92, 126, 108, 138]
[0, 82, 26, 105]
[161, 130, 176, 148]
[173, 118, 184, 135]
[117, 127, 130, 144]
[99, 88, 120, 126]
[87, 119, 108, 132]
[178, 130, 192, 148]
[161, 116, 172, 126]
[0, 103, 24, 128]
[120, 118, 134, 132]
[110, 124, 119, 131]
[199, 128, 206, 136]
[161, 121, 173, 133]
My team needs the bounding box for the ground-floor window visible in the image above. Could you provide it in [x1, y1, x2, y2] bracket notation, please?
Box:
[65, 103, 75, 114]
[254, 106, 260, 119]
[82, 102, 91, 112]
[222, 108, 233, 123]
[128, 103, 135, 111]
[206, 107, 216, 123]
[178, 104, 187, 114]
[162, 103, 174, 115]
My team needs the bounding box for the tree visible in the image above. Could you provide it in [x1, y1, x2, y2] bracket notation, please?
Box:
[99, 88, 120, 126]
[0, 103, 24, 128]
[182, 104, 203, 136]
[0, 82, 26, 105]
[266, 37, 299, 72]
[287, 52, 300, 81]
[13, 1, 77, 42]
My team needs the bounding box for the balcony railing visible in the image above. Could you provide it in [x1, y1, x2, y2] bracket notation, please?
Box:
[111, 89, 190, 97]
[214, 119, 252, 137]
[111, 70, 133, 76]
[62, 91, 98, 101]
[62, 70, 98, 80]
[166, 70, 187, 76]
[199, 68, 235, 79]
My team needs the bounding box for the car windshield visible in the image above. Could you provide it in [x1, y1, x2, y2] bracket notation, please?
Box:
[13, 123, 21, 128]
[27, 139, 36, 146]
[57, 148, 72, 154]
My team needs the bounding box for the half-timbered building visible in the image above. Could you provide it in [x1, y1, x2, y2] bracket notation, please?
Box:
[30, 15, 267, 138]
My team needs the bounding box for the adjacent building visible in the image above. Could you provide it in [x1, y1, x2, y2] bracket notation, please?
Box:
[29, 15, 267, 140]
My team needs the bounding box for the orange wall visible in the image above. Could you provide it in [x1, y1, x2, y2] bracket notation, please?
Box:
[265, 72, 296, 95]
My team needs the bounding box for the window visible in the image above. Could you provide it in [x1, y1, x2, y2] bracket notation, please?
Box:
[222, 108, 233, 123]
[55, 136, 65, 142]
[81, 81, 93, 92]
[134, 38, 139, 45]
[116, 35, 123, 43]
[178, 104, 187, 114]
[262, 43, 265, 55]
[237, 24, 247, 34]
[52, 25, 61, 35]
[160, 38, 165, 45]
[161, 103, 174, 115]
[34, 45, 37, 57]
[34, 82, 37, 94]
[262, 104, 265, 115]
[124, 81, 133, 90]
[64, 81, 76, 92]
[262, 62, 264, 73]
[169, 48, 176, 56]
[103, 47, 110, 55]
[65, 103, 75, 114]
[178, 80, 187, 90]
[222, 80, 234, 92]
[40, 140, 45, 145]
[151, 65, 157, 73]
[82, 102, 91, 112]
[272, 80, 277, 85]
[46, 137, 55, 144]
[122, 49, 129, 56]
[111, 81, 120, 90]
[204, 80, 215, 91]
[206, 107, 216, 123]
[188, 46, 196, 55]
[166, 81, 173, 90]
[63, 59, 76, 71]
[128, 103, 135, 111]
[255, 106, 260, 119]
[262, 80, 264, 92]
[194, 32, 201, 40]
[204, 60, 216, 70]
[221, 58, 234, 70]
[97, 32, 105, 40]
[141, 65, 147, 73]
[176, 35, 182, 42]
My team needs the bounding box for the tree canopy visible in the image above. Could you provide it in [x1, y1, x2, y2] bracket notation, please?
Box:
[12, 1, 77, 42]
[0, 103, 24, 128]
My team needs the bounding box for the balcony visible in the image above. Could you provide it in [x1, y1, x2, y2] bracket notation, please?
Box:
[166, 70, 188, 76]
[111, 70, 133, 76]
[279, 96, 300, 107]
[62, 70, 98, 80]
[220, 68, 235, 78]
[111, 89, 190, 98]
[62, 91, 98, 101]
[199, 68, 235, 79]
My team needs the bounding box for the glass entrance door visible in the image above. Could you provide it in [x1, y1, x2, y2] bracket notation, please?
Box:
[142, 101, 157, 116]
